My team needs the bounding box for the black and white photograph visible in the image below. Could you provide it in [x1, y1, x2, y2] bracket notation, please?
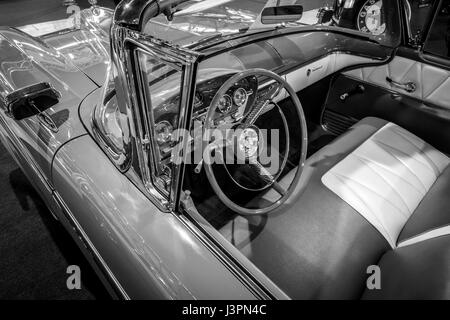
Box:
[0, 0, 449, 305]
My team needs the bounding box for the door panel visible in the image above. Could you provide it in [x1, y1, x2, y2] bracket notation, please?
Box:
[322, 74, 450, 154]
[342, 56, 450, 109]
[321, 0, 450, 152]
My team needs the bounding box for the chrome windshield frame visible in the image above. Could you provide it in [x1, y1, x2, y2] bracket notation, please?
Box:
[110, 7, 200, 211]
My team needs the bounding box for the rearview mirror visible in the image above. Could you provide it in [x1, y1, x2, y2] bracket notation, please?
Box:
[2, 82, 61, 120]
[261, 5, 303, 25]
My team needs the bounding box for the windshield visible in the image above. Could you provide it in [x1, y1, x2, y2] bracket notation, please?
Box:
[145, 0, 331, 44]
[144, 0, 400, 47]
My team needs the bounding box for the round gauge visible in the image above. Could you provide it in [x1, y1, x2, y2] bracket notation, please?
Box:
[233, 88, 248, 107]
[217, 94, 232, 113]
[357, 0, 386, 36]
[155, 120, 173, 145]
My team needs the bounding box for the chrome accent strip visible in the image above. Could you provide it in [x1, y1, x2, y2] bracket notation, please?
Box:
[37, 111, 59, 133]
[169, 59, 198, 210]
[110, 26, 176, 211]
[110, 24, 199, 210]
[53, 191, 130, 300]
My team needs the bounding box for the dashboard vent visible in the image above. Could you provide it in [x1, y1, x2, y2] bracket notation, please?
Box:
[322, 110, 357, 136]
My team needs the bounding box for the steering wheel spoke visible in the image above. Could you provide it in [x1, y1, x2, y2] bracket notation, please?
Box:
[271, 181, 287, 196]
[248, 159, 287, 196]
[244, 99, 270, 125]
[243, 81, 283, 125]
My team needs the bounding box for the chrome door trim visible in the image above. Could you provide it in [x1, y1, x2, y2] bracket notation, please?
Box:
[111, 24, 200, 211]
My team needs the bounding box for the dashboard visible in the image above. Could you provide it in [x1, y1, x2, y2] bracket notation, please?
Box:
[153, 73, 258, 159]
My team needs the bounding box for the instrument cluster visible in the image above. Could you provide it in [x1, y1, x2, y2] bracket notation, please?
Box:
[192, 74, 258, 124]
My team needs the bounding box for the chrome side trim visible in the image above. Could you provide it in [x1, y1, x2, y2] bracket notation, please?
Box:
[397, 225, 450, 248]
[52, 191, 130, 300]
[0, 113, 53, 191]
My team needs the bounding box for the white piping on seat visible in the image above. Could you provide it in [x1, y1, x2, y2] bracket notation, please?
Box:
[397, 225, 450, 248]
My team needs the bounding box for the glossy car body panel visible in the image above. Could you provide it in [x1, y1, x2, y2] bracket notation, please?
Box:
[52, 133, 256, 299]
[0, 28, 97, 184]
[42, 8, 113, 85]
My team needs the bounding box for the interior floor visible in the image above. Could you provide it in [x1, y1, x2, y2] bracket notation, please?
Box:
[306, 120, 336, 157]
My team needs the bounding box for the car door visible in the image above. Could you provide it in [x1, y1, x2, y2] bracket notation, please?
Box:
[321, 0, 450, 154]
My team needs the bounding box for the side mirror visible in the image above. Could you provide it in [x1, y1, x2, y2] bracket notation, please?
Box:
[261, 5, 303, 25]
[1, 82, 61, 120]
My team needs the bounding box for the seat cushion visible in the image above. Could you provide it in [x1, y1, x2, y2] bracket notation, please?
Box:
[363, 235, 450, 300]
[321, 121, 450, 247]
[220, 117, 392, 299]
[398, 166, 450, 243]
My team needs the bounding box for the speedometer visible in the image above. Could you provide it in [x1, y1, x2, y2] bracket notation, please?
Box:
[357, 0, 386, 36]
[218, 94, 232, 113]
[233, 88, 248, 107]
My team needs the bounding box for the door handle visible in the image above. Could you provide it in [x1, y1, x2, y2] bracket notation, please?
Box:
[386, 77, 417, 93]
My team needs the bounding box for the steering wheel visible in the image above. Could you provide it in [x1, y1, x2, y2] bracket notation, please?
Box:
[202, 69, 308, 216]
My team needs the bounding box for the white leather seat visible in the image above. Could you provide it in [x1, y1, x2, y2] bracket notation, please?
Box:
[220, 117, 450, 299]
[321, 121, 450, 248]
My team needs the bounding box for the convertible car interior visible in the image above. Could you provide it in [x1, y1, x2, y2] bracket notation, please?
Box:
[167, 0, 450, 299]
[1, 0, 449, 300]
